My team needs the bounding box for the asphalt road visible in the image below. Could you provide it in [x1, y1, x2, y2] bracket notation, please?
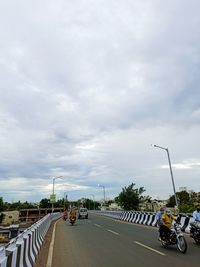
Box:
[51, 213, 200, 267]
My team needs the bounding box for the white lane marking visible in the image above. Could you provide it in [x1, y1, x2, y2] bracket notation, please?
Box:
[106, 229, 119, 235]
[134, 241, 165, 256]
[94, 223, 102, 228]
[46, 218, 61, 267]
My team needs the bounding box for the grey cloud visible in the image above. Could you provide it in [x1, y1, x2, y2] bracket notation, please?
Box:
[0, 1, 200, 201]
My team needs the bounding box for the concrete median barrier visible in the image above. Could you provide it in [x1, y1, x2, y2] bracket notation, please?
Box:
[0, 213, 61, 267]
[94, 210, 192, 232]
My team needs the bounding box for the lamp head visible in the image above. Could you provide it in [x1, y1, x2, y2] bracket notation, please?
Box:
[53, 175, 63, 181]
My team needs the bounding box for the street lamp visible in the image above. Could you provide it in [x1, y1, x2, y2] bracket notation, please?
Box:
[63, 192, 68, 209]
[151, 144, 178, 208]
[98, 184, 105, 207]
[91, 194, 95, 210]
[52, 176, 63, 213]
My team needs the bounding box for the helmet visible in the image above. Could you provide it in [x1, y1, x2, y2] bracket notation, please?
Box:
[166, 209, 171, 215]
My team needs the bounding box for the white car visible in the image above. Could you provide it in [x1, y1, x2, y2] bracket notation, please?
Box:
[78, 208, 88, 219]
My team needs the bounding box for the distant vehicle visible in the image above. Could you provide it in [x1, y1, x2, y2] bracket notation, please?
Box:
[78, 208, 88, 219]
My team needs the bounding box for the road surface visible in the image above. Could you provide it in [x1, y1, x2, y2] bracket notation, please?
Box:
[51, 213, 200, 267]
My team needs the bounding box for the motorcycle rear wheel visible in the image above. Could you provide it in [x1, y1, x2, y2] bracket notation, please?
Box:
[177, 236, 187, 253]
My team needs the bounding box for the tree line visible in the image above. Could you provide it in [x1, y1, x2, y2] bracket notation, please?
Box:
[0, 183, 199, 213]
[114, 183, 200, 212]
[167, 190, 200, 213]
[0, 196, 101, 212]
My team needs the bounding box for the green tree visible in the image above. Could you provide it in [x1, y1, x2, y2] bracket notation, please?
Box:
[167, 190, 197, 212]
[54, 199, 64, 208]
[178, 191, 190, 205]
[9, 201, 22, 210]
[40, 198, 51, 208]
[84, 199, 93, 210]
[190, 191, 200, 205]
[0, 197, 3, 212]
[115, 183, 145, 210]
[20, 201, 36, 209]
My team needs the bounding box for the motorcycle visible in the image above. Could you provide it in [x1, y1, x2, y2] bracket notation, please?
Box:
[62, 214, 68, 221]
[69, 216, 76, 226]
[160, 223, 187, 253]
[190, 222, 200, 244]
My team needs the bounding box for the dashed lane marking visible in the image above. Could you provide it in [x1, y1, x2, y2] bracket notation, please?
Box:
[134, 241, 166, 256]
[106, 229, 119, 235]
[94, 224, 119, 236]
[94, 223, 102, 227]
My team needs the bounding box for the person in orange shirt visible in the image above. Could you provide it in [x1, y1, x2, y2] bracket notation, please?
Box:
[69, 207, 77, 220]
[62, 208, 68, 221]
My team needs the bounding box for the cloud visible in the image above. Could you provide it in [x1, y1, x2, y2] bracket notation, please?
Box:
[0, 1, 200, 202]
[161, 161, 200, 170]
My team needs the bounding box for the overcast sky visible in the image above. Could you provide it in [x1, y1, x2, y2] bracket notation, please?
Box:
[0, 0, 200, 203]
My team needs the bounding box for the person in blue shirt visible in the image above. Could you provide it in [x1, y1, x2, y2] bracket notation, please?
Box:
[193, 206, 200, 223]
[190, 206, 200, 237]
[156, 207, 165, 241]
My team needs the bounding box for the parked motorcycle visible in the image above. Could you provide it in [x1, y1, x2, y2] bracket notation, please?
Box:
[190, 222, 200, 244]
[69, 216, 76, 226]
[160, 223, 187, 253]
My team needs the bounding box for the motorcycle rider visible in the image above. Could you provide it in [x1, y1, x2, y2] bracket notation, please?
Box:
[69, 207, 77, 221]
[160, 208, 176, 241]
[190, 206, 200, 235]
[192, 206, 200, 223]
[156, 207, 165, 241]
[62, 208, 68, 221]
[190, 205, 200, 243]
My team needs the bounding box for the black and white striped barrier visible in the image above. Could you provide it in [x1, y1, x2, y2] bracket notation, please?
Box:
[120, 211, 157, 227]
[0, 248, 7, 267]
[94, 210, 122, 219]
[95, 210, 193, 233]
[0, 212, 61, 267]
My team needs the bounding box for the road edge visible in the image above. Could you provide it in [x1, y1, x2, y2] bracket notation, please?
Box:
[46, 218, 60, 267]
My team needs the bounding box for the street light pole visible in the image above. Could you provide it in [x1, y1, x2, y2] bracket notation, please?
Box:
[151, 144, 178, 208]
[91, 194, 95, 210]
[52, 176, 63, 213]
[63, 192, 68, 209]
[98, 184, 106, 207]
